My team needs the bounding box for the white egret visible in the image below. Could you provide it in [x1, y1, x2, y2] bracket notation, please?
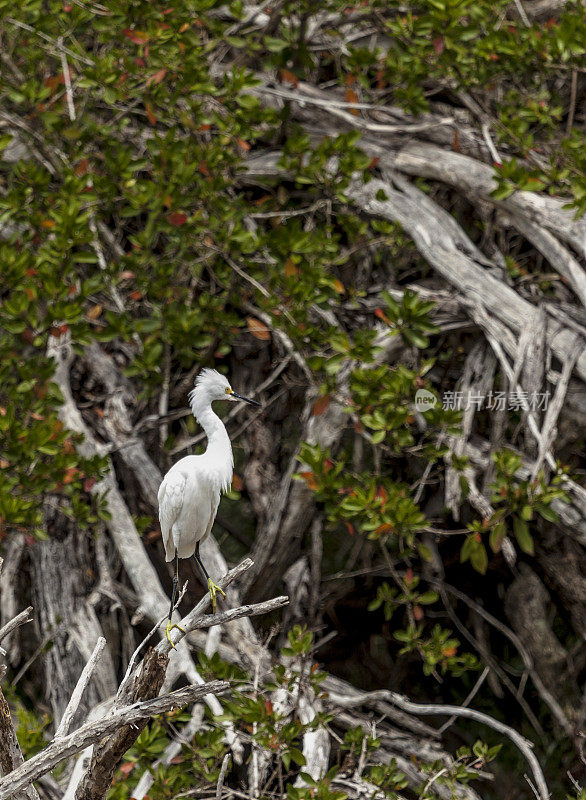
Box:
[158, 368, 260, 645]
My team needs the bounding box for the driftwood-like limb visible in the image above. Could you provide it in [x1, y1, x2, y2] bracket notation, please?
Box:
[0, 607, 33, 647]
[0, 686, 41, 800]
[387, 692, 550, 800]
[393, 141, 586, 261]
[54, 637, 106, 740]
[115, 581, 189, 708]
[75, 647, 168, 800]
[0, 680, 229, 800]
[177, 595, 289, 633]
[244, 152, 586, 386]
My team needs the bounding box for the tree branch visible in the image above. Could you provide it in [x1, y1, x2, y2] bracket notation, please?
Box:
[0, 680, 229, 800]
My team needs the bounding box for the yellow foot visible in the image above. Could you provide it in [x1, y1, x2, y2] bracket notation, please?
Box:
[208, 578, 226, 613]
[165, 619, 185, 649]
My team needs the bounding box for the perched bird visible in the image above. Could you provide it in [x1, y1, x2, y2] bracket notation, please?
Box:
[158, 368, 260, 645]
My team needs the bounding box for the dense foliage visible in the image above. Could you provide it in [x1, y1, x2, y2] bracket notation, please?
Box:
[1, 0, 585, 798]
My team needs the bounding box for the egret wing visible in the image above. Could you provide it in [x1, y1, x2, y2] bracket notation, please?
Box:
[158, 471, 186, 562]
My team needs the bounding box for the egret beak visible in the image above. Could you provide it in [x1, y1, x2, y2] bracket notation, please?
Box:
[232, 391, 261, 407]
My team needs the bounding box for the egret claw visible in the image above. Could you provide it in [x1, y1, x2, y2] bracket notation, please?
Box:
[165, 619, 185, 649]
[208, 578, 226, 613]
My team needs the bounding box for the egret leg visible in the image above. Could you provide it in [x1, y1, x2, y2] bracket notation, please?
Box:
[165, 550, 185, 649]
[194, 542, 225, 613]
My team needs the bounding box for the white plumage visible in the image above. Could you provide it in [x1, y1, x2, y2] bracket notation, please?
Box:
[158, 368, 259, 637]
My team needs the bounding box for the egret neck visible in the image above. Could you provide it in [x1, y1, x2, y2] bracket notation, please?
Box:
[190, 392, 234, 494]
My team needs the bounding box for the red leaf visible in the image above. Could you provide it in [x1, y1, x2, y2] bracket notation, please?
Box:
[167, 212, 188, 226]
[232, 473, 243, 491]
[246, 317, 271, 341]
[413, 605, 424, 621]
[145, 101, 157, 125]
[123, 29, 149, 44]
[279, 68, 298, 88]
[299, 471, 318, 491]
[84, 477, 97, 492]
[284, 257, 298, 278]
[119, 762, 135, 776]
[129, 289, 143, 300]
[312, 395, 331, 416]
[62, 467, 79, 485]
[432, 36, 444, 55]
[345, 88, 359, 115]
[147, 68, 167, 86]
[374, 308, 391, 325]
[74, 158, 90, 176]
[374, 523, 393, 536]
[236, 138, 250, 151]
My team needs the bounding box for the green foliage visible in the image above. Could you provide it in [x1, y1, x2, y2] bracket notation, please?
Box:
[367, 759, 408, 794]
[418, 740, 502, 797]
[368, 576, 438, 622]
[377, 290, 440, 350]
[394, 623, 479, 678]
[108, 712, 227, 800]
[287, 768, 347, 800]
[459, 448, 569, 573]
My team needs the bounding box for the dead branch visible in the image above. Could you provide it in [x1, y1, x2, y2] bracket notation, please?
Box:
[0, 679, 229, 800]
[387, 692, 549, 800]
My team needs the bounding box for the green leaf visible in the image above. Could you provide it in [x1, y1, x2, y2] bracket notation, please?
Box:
[513, 516, 534, 554]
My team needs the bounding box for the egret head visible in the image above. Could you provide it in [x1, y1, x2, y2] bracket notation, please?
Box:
[189, 368, 260, 419]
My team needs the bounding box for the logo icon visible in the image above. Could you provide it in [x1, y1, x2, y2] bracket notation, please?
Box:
[414, 389, 438, 412]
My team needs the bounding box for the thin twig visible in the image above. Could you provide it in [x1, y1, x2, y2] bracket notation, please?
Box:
[58, 37, 76, 122]
[432, 579, 573, 736]
[437, 667, 490, 734]
[6, 18, 95, 66]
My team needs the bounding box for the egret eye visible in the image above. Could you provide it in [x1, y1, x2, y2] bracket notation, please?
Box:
[225, 387, 232, 394]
